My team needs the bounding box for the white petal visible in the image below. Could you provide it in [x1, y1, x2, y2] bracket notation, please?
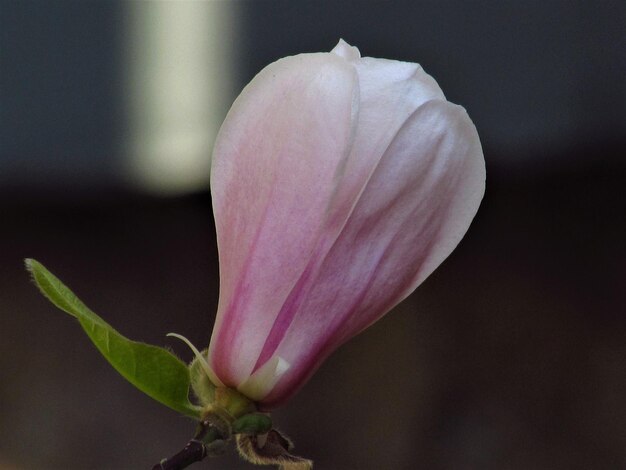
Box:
[237, 355, 291, 401]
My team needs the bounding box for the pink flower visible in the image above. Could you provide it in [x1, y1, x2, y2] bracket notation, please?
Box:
[207, 40, 485, 409]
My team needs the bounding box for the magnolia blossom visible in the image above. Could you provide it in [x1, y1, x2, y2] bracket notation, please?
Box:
[205, 40, 485, 409]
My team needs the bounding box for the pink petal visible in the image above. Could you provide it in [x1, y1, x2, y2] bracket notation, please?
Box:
[261, 99, 485, 407]
[328, 41, 446, 230]
[253, 45, 448, 373]
[208, 52, 359, 386]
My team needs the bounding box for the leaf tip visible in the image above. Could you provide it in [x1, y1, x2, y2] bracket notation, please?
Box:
[24, 258, 46, 293]
[24, 257, 37, 273]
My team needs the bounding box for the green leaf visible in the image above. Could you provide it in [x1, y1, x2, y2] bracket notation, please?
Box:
[25, 258, 202, 419]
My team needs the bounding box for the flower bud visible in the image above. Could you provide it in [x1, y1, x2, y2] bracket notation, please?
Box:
[207, 40, 485, 408]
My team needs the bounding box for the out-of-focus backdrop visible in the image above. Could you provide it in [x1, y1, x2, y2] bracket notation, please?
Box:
[1, 1, 625, 469]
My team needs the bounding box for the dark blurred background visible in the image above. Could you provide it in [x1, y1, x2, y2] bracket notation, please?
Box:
[1, 1, 625, 469]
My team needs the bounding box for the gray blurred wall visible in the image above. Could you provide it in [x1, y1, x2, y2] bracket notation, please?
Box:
[1, 1, 625, 469]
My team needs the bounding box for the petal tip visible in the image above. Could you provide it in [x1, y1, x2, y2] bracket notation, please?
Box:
[332, 38, 361, 61]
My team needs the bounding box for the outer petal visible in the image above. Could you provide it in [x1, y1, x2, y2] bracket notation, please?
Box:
[208, 53, 359, 386]
[328, 40, 445, 230]
[261, 99, 485, 407]
[253, 43, 447, 373]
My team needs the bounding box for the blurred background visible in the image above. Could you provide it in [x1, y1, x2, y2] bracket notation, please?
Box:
[1, 1, 625, 469]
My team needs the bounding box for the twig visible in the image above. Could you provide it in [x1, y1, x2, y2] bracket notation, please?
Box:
[152, 420, 223, 470]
